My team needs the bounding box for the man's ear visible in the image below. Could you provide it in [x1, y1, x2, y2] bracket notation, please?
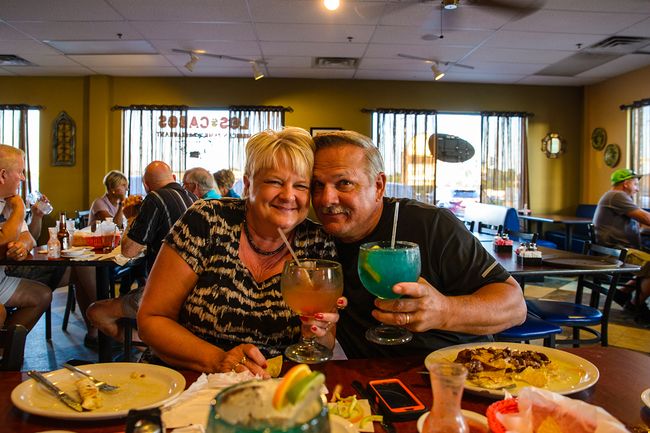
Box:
[0, 168, 6, 185]
[375, 172, 387, 201]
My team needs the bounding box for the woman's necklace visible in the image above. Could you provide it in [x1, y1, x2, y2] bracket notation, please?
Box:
[243, 221, 287, 256]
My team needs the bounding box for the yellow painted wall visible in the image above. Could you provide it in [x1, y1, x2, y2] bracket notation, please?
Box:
[2, 75, 584, 224]
[583, 64, 650, 204]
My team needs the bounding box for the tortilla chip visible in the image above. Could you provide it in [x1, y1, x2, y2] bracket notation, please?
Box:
[536, 416, 563, 433]
[514, 366, 549, 387]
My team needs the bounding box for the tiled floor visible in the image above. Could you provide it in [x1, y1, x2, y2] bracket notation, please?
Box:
[18, 277, 650, 372]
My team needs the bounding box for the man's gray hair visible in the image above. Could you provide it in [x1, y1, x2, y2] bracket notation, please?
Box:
[0, 144, 25, 170]
[184, 167, 216, 196]
[312, 131, 384, 180]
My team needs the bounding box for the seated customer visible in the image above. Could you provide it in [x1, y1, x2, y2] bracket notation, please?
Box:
[138, 127, 340, 375]
[214, 168, 241, 198]
[182, 167, 221, 199]
[89, 170, 128, 228]
[594, 168, 650, 323]
[310, 131, 526, 358]
[87, 161, 197, 341]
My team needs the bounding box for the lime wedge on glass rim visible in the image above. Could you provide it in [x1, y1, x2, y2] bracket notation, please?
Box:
[287, 371, 325, 405]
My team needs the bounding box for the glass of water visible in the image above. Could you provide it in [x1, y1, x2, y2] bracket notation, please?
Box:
[27, 191, 53, 215]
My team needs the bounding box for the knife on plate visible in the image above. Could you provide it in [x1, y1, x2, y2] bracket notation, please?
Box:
[351, 380, 396, 433]
[27, 370, 84, 412]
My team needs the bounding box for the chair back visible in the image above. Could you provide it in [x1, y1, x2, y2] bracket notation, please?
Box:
[0, 324, 28, 370]
[76, 210, 90, 229]
[477, 222, 502, 236]
[462, 220, 475, 232]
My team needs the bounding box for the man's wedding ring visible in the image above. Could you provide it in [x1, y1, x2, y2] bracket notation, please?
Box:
[405, 313, 411, 325]
[239, 355, 247, 365]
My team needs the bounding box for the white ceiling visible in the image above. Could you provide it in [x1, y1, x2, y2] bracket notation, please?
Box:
[1, 0, 650, 86]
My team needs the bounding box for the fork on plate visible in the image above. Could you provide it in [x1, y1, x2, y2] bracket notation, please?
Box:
[63, 363, 119, 392]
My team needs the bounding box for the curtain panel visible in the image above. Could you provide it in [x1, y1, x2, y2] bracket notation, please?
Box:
[117, 105, 188, 196]
[624, 99, 650, 208]
[371, 109, 438, 203]
[0, 104, 41, 199]
[227, 105, 288, 180]
[480, 112, 529, 209]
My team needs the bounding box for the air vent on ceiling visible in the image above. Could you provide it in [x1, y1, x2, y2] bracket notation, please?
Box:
[588, 36, 650, 53]
[0, 55, 33, 66]
[313, 57, 359, 69]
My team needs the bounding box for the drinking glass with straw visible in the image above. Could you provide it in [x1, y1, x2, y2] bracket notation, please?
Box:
[357, 201, 421, 345]
[277, 228, 344, 363]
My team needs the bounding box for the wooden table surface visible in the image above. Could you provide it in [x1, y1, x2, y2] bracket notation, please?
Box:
[1, 346, 648, 433]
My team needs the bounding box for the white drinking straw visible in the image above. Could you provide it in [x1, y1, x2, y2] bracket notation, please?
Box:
[277, 227, 302, 266]
[390, 201, 400, 248]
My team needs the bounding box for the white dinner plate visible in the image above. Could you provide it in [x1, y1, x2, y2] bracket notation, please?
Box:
[642, 388, 650, 408]
[425, 342, 599, 398]
[330, 414, 358, 433]
[416, 410, 488, 433]
[61, 247, 92, 257]
[11, 363, 186, 420]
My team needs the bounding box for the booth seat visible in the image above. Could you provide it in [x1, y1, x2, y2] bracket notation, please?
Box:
[545, 204, 596, 252]
[464, 202, 557, 249]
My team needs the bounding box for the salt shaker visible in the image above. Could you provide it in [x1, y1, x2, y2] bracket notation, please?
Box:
[422, 362, 469, 433]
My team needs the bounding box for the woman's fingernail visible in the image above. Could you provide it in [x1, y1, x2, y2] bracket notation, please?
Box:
[315, 313, 323, 319]
[337, 299, 345, 305]
[311, 325, 319, 332]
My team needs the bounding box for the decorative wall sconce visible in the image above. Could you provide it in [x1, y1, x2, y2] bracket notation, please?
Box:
[541, 132, 566, 159]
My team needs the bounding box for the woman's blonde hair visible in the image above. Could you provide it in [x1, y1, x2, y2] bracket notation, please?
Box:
[103, 170, 128, 191]
[244, 127, 315, 181]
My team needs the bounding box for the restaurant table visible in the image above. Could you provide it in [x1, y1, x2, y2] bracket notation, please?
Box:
[518, 213, 592, 251]
[0, 249, 119, 363]
[487, 245, 640, 285]
[0, 346, 648, 433]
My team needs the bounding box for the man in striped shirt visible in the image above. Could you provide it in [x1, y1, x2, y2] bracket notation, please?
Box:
[87, 161, 196, 341]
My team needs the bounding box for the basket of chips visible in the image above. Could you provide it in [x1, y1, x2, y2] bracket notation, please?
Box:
[486, 398, 518, 433]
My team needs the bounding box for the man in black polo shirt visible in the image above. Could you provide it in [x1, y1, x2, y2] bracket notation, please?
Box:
[87, 161, 196, 340]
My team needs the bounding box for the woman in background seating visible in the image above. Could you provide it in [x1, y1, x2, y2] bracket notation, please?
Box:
[89, 170, 128, 228]
[213, 168, 241, 198]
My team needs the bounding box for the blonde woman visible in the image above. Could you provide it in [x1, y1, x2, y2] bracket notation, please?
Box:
[89, 170, 128, 227]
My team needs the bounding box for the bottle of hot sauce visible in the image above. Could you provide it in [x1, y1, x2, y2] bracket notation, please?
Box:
[57, 212, 70, 251]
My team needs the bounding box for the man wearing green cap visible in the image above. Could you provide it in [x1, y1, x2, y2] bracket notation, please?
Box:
[593, 168, 650, 324]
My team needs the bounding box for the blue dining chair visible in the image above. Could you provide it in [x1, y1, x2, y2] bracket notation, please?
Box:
[525, 242, 627, 347]
[495, 313, 562, 347]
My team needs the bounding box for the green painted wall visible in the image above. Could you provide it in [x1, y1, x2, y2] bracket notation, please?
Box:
[1, 75, 584, 228]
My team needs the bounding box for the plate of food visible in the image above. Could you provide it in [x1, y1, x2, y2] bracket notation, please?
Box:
[424, 342, 599, 398]
[11, 363, 186, 420]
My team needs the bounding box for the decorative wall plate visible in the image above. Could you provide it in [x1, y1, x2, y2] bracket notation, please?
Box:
[591, 127, 607, 150]
[604, 143, 620, 168]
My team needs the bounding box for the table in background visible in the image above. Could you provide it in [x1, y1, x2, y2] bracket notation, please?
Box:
[518, 213, 592, 251]
[0, 250, 117, 362]
[487, 245, 640, 285]
[0, 346, 647, 433]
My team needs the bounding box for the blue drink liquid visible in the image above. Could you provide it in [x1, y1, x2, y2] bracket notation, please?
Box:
[358, 241, 421, 299]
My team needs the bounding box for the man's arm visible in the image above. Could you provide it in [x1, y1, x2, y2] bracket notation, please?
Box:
[121, 232, 145, 258]
[0, 196, 27, 246]
[374, 276, 526, 335]
[627, 208, 650, 226]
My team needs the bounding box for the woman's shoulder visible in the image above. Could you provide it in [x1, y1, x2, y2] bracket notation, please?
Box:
[183, 198, 246, 223]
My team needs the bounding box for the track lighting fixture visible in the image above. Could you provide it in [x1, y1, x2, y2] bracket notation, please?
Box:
[251, 61, 264, 80]
[184, 53, 199, 72]
[431, 63, 445, 80]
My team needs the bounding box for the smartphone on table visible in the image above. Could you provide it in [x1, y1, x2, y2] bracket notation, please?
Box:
[368, 378, 427, 421]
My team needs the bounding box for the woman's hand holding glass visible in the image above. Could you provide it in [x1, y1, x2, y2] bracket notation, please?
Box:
[299, 296, 347, 338]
